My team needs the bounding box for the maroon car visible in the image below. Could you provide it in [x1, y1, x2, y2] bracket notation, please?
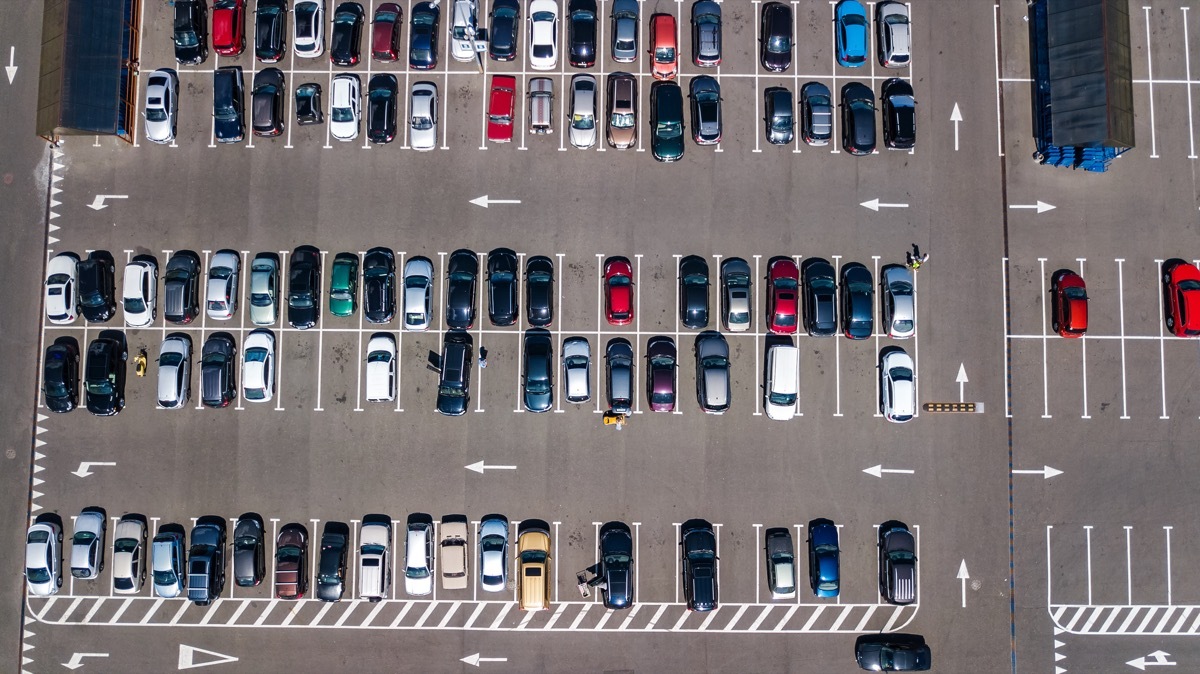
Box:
[372, 3, 403, 61]
[274, 524, 309, 600]
[646, 336, 677, 412]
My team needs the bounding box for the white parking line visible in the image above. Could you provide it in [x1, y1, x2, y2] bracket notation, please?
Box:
[752, 0, 762, 154]
[1125, 525, 1133, 605]
[1077, 258, 1090, 419]
[633, 254, 643, 413]
[555, 253, 565, 413]
[752, 524, 762, 604]
[1154, 259, 1168, 419]
[475, 251, 487, 413]
[1038, 258, 1050, 418]
[355, 253, 366, 412]
[1115, 259, 1129, 418]
[395, 250, 406, 412]
[275, 250, 290, 411]
[832, 254, 843, 416]
[1164, 525, 1173, 605]
[1084, 525, 1094, 605]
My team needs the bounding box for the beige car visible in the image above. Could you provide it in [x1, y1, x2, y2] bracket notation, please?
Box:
[517, 524, 552, 611]
[439, 515, 469, 590]
[606, 73, 637, 149]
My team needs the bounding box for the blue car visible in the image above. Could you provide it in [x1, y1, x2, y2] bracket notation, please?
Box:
[834, 0, 867, 67]
[807, 518, 840, 597]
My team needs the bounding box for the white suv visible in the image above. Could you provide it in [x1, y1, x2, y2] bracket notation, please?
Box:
[359, 516, 392, 601]
[331, 74, 362, 141]
[365, 334, 396, 403]
[404, 519, 434, 596]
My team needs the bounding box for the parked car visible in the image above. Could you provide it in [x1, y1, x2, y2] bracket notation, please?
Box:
[855, 633, 932, 672]
[71, 507, 107, 580]
[767, 258, 799, 334]
[1051, 269, 1087, 337]
[645, 336, 676, 412]
[689, 76, 722, 145]
[1164, 260, 1200, 337]
[255, 0, 287, 62]
[45, 252, 80, 324]
[528, 0, 559, 70]
[650, 80, 684, 161]
[446, 249, 479, 329]
[409, 1, 441, 69]
[410, 81, 439, 151]
[487, 75, 517, 143]
[881, 78, 916, 149]
[649, 14, 677, 80]
[487, 248, 519, 325]
[439, 515, 470, 590]
[691, 0, 721, 66]
[764, 86, 794, 145]
[764, 344, 798, 421]
[213, 66, 246, 143]
[233, 514, 266, 587]
[174, 0, 209, 65]
[606, 73, 637, 149]
[599, 522, 634, 609]
[604, 257, 634, 325]
[841, 82, 875, 154]
[164, 251, 202, 324]
[436, 330, 473, 415]
[26, 520, 62, 597]
[880, 348, 915, 423]
[568, 0, 596, 67]
[681, 519, 717, 611]
[404, 516, 434, 596]
[679, 255, 710, 328]
[835, 0, 868, 67]
[523, 329, 554, 412]
[363, 247, 396, 323]
[188, 517, 226, 606]
[808, 518, 840, 598]
[206, 249, 241, 320]
[606, 338, 634, 414]
[528, 76, 554, 134]
[609, 0, 638, 62]
[84, 331, 126, 416]
[43, 338, 80, 413]
[800, 82, 833, 145]
[765, 528, 796, 600]
[242, 329, 276, 403]
[489, 0, 520, 61]
[518, 521, 552, 611]
[449, 0, 479, 61]
[840, 262, 874, 339]
[331, 1, 365, 65]
[275, 524, 309, 599]
[879, 521, 917, 605]
[720, 258, 751, 332]
[330, 73, 362, 141]
[288, 245, 322, 329]
[78, 251, 117, 323]
[151, 530, 186, 598]
[358, 515, 392, 601]
[367, 73, 399, 144]
[402, 257, 435, 330]
[213, 0, 247, 56]
[875, 0, 911, 68]
[880, 264, 915, 339]
[563, 336, 591, 403]
[157, 333, 192, 409]
[759, 2, 792, 72]
[569, 75, 598, 149]
[371, 2, 401, 61]
[329, 253, 358, 318]
[365, 333, 397, 403]
[479, 514, 509, 592]
[296, 82, 324, 124]
[122, 258, 157, 327]
[316, 522, 349, 601]
[293, 0, 325, 57]
[112, 516, 147, 594]
[249, 253, 279, 326]
[200, 333, 237, 408]
[694, 331, 729, 414]
[525, 256, 554, 326]
[143, 69, 179, 144]
[803, 258, 838, 337]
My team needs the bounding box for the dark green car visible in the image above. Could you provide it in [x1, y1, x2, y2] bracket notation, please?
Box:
[650, 81, 684, 162]
[329, 253, 359, 317]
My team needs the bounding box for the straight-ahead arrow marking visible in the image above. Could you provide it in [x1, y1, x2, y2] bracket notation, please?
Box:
[957, 560, 970, 608]
[5, 46, 16, 84]
[950, 102, 962, 151]
[956, 363, 968, 402]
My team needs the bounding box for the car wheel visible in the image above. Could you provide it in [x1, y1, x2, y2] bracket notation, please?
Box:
[1166, 316, 1175, 329]
[57, 576, 63, 587]
[1051, 320, 1059, 333]
[118, 397, 125, 407]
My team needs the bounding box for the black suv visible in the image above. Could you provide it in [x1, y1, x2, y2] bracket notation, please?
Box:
[599, 521, 634, 610]
[362, 247, 396, 324]
[840, 81, 876, 155]
[174, 0, 210, 65]
[164, 251, 202, 324]
[802, 258, 837, 337]
[367, 74, 399, 145]
[213, 66, 246, 143]
[881, 77, 916, 150]
[316, 522, 350, 602]
[681, 519, 717, 612]
[568, 0, 597, 67]
[188, 516, 227, 606]
[678, 255, 709, 329]
[78, 251, 117, 323]
[879, 521, 917, 605]
[436, 330, 473, 416]
[201, 333, 237, 408]
[487, 248, 519, 326]
[232, 513, 265, 587]
[446, 249, 478, 329]
[43, 337, 80, 413]
[525, 256, 554, 327]
[522, 328, 553, 413]
[288, 246, 322, 329]
[839, 262, 873, 339]
[251, 68, 286, 137]
[254, 0, 288, 62]
[84, 331, 126, 417]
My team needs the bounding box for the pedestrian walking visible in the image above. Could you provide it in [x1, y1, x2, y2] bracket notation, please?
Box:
[907, 244, 928, 271]
[479, 346, 488, 368]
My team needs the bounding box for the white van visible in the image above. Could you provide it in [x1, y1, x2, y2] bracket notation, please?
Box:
[765, 344, 798, 421]
[528, 77, 554, 134]
[365, 334, 396, 403]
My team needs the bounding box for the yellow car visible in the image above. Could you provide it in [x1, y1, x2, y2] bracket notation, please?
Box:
[517, 525, 552, 611]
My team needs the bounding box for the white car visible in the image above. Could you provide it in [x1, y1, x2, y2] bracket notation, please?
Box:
[478, 515, 508, 593]
[25, 521, 62, 597]
[331, 73, 362, 141]
[562, 336, 590, 403]
[449, 0, 478, 61]
[45, 253, 80, 324]
[206, 250, 240, 320]
[365, 334, 396, 403]
[112, 516, 147, 595]
[528, 0, 558, 70]
[409, 82, 438, 152]
[359, 516, 392, 601]
[294, 0, 326, 57]
[402, 257, 434, 330]
[880, 348, 915, 423]
[157, 333, 192, 409]
[70, 507, 107, 580]
[242, 329, 276, 403]
[568, 74, 597, 148]
[122, 259, 158, 327]
[404, 520, 434, 596]
[143, 69, 179, 144]
[249, 253, 279, 326]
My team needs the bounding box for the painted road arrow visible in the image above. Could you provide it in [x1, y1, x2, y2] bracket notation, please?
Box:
[956, 363, 969, 402]
[72, 461, 117, 477]
[957, 560, 970, 608]
[1127, 650, 1175, 670]
[469, 195, 521, 208]
[465, 461, 517, 474]
[950, 103, 962, 151]
[461, 653, 509, 667]
[1008, 201, 1056, 214]
[1011, 465, 1063, 479]
[63, 653, 109, 670]
[87, 194, 129, 210]
[860, 199, 909, 212]
[178, 645, 239, 670]
[6, 46, 15, 84]
[863, 464, 915, 478]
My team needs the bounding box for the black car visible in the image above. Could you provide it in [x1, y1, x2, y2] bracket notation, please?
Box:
[296, 83, 324, 124]
[525, 256, 554, 327]
[43, 337, 80, 413]
[841, 81, 876, 155]
[649, 80, 685, 162]
[489, 0, 520, 61]
[803, 258, 837, 337]
[362, 246, 396, 323]
[854, 633, 931, 672]
[164, 251, 202, 324]
[522, 329, 554, 412]
[679, 255, 710, 329]
[200, 333, 237, 408]
[436, 330, 473, 416]
[881, 77, 916, 150]
[691, 0, 721, 67]
[213, 66, 246, 144]
[764, 86, 794, 145]
[879, 521, 917, 605]
[173, 0, 209, 65]
[487, 248, 519, 326]
[84, 331, 126, 417]
[599, 521, 634, 609]
[78, 251, 117, 323]
[251, 67, 286, 137]
[840, 262, 873, 339]
[446, 249, 478, 329]
[681, 518, 717, 612]
[688, 76, 721, 145]
[759, 2, 792, 72]
[233, 514, 266, 587]
[288, 245, 322, 329]
[254, 0, 288, 62]
[800, 81, 833, 146]
[316, 522, 350, 602]
[568, 0, 597, 67]
[409, 2, 440, 70]
[331, 2, 365, 66]
[366, 74, 398, 144]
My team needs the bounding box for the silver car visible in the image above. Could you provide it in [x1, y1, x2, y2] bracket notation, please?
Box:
[410, 82, 439, 152]
[71, 507, 107, 580]
[403, 257, 435, 330]
[249, 253, 279, 326]
[720, 258, 751, 332]
[610, 0, 638, 62]
[875, 0, 910, 68]
[294, 0, 326, 58]
[479, 515, 509, 593]
[880, 264, 915, 338]
[157, 333, 192, 409]
[112, 516, 147, 595]
[562, 336, 591, 403]
[143, 69, 179, 144]
[694, 331, 729, 414]
[206, 249, 240, 320]
[569, 74, 597, 149]
[26, 521, 62, 597]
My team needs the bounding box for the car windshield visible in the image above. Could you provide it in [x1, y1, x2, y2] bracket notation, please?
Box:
[891, 95, 916, 110]
[491, 271, 514, 283]
[891, 366, 913, 382]
[768, 35, 790, 52]
[657, 120, 681, 136]
[413, 12, 435, 26]
[701, 356, 728, 369]
[289, 292, 313, 308]
[604, 551, 630, 565]
[775, 313, 796, 326]
[572, 112, 595, 130]
[367, 351, 392, 364]
[450, 271, 474, 282]
[332, 105, 355, 123]
[655, 46, 675, 62]
[412, 114, 433, 130]
[47, 273, 70, 286]
[246, 349, 268, 365]
[526, 378, 550, 395]
[277, 546, 302, 564]
[81, 289, 104, 307]
[651, 391, 673, 404]
[376, 9, 397, 22]
[565, 355, 588, 368]
[44, 378, 67, 396]
[533, 10, 555, 21]
[650, 356, 674, 368]
[769, 391, 797, 406]
[893, 319, 914, 333]
[361, 544, 386, 556]
[774, 277, 797, 290]
[608, 275, 630, 287]
[888, 549, 916, 562]
[406, 312, 425, 325]
[1063, 286, 1086, 300]
[235, 536, 257, 550]
[175, 30, 199, 48]
[124, 296, 146, 313]
[86, 380, 113, 396]
[145, 106, 168, 123]
[729, 311, 749, 324]
[160, 352, 183, 367]
[251, 292, 272, 307]
[153, 568, 177, 585]
[611, 112, 634, 127]
[438, 386, 465, 398]
[75, 531, 96, 544]
[890, 281, 913, 295]
[615, 37, 634, 50]
[27, 566, 51, 583]
[811, 278, 835, 291]
[1179, 280, 1200, 291]
[771, 112, 793, 132]
[684, 274, 706, 286]
[520, 549, 547, 563]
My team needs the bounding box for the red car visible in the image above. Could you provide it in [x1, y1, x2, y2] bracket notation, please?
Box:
[487, 75, 517, 142]
[372, 3, 403, 61]
[1164, 260, 1200, 337]
[604, 257, 634, 325]
[1050, 270, 1087, 338]
[767, 258, 799, 334]
[212, 0, 247, 56]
